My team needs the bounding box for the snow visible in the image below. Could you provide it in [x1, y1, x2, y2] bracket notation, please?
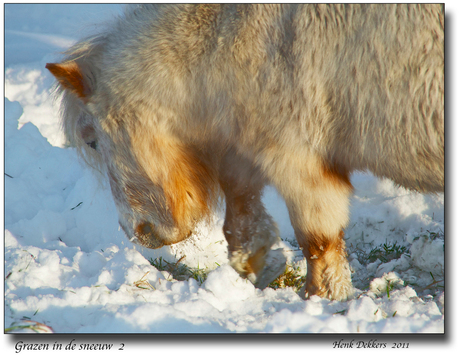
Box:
[2, 2, 457, 350]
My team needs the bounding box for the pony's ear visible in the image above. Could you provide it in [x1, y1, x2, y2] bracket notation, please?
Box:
[46, 62, 92, 103]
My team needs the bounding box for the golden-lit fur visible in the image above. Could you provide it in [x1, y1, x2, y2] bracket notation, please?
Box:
[47, 4, 444, 300]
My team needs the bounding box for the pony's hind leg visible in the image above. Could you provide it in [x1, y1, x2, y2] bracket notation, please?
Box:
[219, 149, 286, 288]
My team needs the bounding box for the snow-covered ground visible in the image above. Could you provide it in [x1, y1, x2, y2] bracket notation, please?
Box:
[2, 2, 457, 350]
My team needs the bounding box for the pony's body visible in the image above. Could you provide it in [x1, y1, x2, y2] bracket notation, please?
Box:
[47, 4, 444, 300]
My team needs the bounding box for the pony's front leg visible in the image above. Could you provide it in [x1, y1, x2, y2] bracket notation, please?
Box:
[219, 150, 285, 288]
[273, 155, 354, 300]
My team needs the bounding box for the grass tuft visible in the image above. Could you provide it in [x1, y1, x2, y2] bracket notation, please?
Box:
[5, 320, 54, 333]
[268, 265, 306, 292]
[133, 271, 155, 290]
[150, 256, 210, 285]
[366, 241, 409, 264]
[413, 230, 444, 242]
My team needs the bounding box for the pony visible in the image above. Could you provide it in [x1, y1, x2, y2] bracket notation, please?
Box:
[47, 4, 444, 300]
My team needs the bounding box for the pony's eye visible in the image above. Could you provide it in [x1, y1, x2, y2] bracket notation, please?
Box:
[81, 125, 98, 150]
[86, 140, 97, 150]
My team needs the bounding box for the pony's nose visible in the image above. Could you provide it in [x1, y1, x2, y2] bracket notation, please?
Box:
[134, 221, 164, 249]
